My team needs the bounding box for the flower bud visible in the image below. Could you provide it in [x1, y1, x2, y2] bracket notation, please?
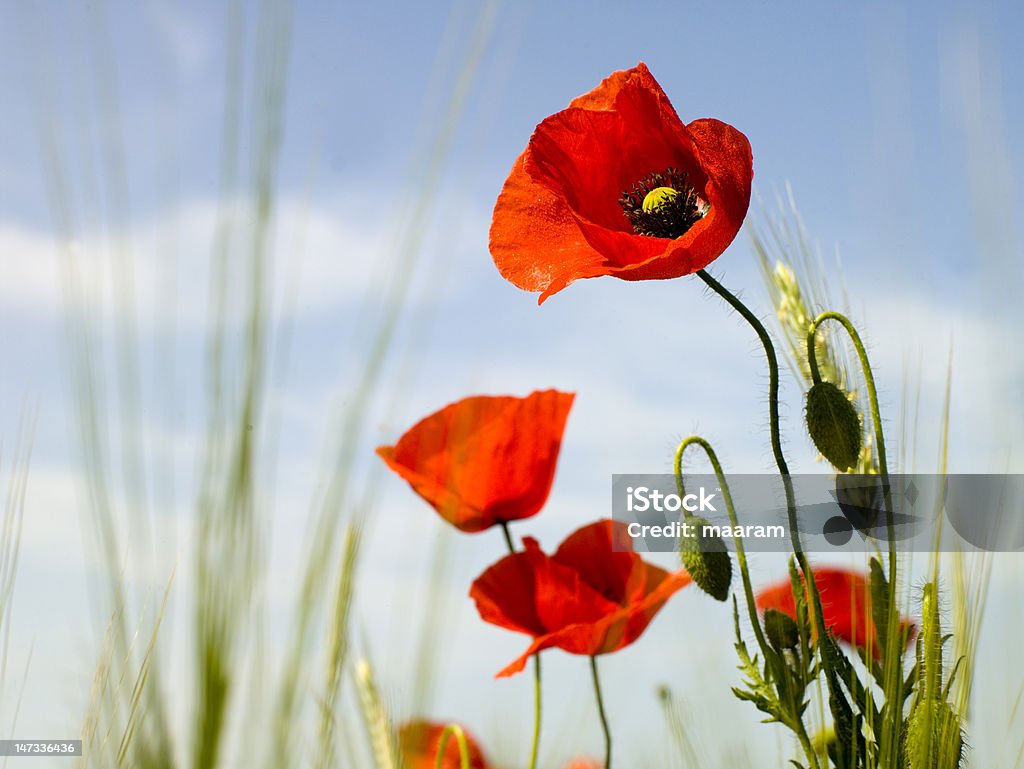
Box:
[903, 699, 964, 769]
[763, 608, 800, 651]
[805, 381, 862, 471]
[679, 515, 732, 601]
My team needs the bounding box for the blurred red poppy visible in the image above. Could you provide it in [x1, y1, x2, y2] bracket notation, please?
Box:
[490, 62, 753, 303]
[398, 720, 491, 769]
[562, 760, 602, 769]
[470, 519, 692, 677]
[755, 567, 914, 656]
[377, 390, 575, 534]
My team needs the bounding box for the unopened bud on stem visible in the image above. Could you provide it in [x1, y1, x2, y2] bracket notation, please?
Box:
[805, 381, 862, 471]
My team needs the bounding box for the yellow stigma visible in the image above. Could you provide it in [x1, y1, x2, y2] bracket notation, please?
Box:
[641, 186, 679, 213]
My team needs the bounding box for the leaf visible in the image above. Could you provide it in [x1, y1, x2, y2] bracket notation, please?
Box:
[869, 557, 891, 654]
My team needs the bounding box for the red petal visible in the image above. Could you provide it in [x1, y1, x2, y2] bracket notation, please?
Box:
[552, 520, 638, 603]
[813, 568, 875, 649]
[399, 720, 492, 769]
[473, 519, 692, 677]
[489, 152, 610, 302]
[488, 63, 753, 302]
[561, 760, 603, 769]
[525, 80, 698, 234]
[567, 62, 669, 113]
[754, 575, 798, 616]
[377, 390, 574, 532]
[493, 567, 690, 677]
[756, 567, 915, 656]
[470, 536, 618, 639]
[585, 118, 753, 282]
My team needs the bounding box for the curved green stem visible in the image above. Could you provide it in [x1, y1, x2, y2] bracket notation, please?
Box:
[806, 313, 894, 580]
[673, 437, 767, 651]
[500, 522, 541, 769]
[697, 270, 840, 769]
[696, 271, 797, 534]
[696, 270, 828, 617]
[590, 656, 612, 769]
[675, 436, 822, 769]
[807, 311, 901, 764]
[806, 311, 890, 485]
[434, 724, 472, 769]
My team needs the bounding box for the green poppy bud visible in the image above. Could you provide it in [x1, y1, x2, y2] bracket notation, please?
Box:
[679, 515, 732, 601]
[903, 699, 964, 769]
[805, 381, 862, 471]
[763, 608, 800, 651]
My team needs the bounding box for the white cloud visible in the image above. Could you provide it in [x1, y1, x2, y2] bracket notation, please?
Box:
[0, 188, 489, 337]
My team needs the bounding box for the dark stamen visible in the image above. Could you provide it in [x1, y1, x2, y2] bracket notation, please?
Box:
[619, 168, 705, 239]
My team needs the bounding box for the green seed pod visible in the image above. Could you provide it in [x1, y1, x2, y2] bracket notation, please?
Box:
[679, 515, 732, 601]
[763, 608, 800, 651]
[903, 699, 964, 769]
[805, 381, 862, 471]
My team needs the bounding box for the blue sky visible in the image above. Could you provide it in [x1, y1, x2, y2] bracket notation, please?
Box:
[1, 1, 1023, 766]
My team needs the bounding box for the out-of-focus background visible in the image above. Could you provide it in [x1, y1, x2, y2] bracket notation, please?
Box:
[0, 1, 1021, 766]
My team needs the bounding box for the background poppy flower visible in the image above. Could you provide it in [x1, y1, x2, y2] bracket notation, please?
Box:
[490, 62, 753, 303]
[398, 720, 491, 769]
[470, 519, 692, 677]
[377, 390, 574, 533]
[755, 567, 915, 655]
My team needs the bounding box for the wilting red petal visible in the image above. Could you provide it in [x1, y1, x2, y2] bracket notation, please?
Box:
[490, 62, 753, 303]
[398, 720, 491, 769]
[377, 390, 574, 533]
[756, 567, 915, 656]
[470, 520, 691, 677]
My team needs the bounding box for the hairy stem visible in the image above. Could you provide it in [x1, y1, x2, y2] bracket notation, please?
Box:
[675, 436, 822, 769]
[808, 311, 900, 764]
[697, 270, 834, 753]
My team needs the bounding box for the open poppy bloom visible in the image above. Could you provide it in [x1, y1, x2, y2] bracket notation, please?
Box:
[377, 390, 575, 533]
[470, 519, 692, 677]
[755, 567, 915, 656]
[490, 62, 753, 303]
[398, 720, 491, 769]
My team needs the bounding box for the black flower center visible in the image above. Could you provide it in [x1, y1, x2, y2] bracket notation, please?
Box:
[619, 168, 705, 239]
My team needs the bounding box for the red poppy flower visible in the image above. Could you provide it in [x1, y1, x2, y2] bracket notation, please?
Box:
[755, 567, 915, 655]
[470, 519, 692, 677]
[398, 720, 491, 769]
[562, 760, 602, 769]
[377, 390, 575, 533]
[490, 62, 753, 303]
